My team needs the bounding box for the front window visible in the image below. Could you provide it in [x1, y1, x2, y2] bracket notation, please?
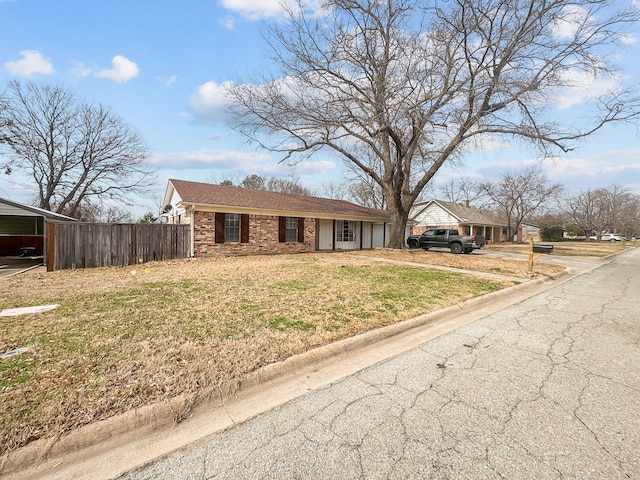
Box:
[225, 213, 240, 242]
[337, 220, 355, 242]
[285, 217, 298, 242]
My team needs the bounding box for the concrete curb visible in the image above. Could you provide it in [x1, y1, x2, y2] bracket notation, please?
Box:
[239, 272, 560, 390]
[1, 268, 566, 479]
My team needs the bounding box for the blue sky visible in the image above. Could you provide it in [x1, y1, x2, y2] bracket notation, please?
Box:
[1, 0, 639, 218]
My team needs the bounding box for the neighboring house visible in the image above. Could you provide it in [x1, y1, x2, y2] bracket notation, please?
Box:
[409, 199, 507, 243]
[519, 222, 541, 242]
[0, 197, 76, 257]
[162, 179, 398, 256]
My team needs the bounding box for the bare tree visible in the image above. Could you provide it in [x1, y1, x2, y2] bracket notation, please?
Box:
[439, 177, 487, 207]
[344, 161, 387, 209]
[228, 0, 640, 248]
[321, 181, 349, 200]
[349, 177, 387, 209]
[479, 166, 562, 242]
[564, 185, 639, 239]
[598, 185, 639, 237]
[68, 199, 134, 223]
[321, 175, 390, 208]
[617, 192, 640, 239]
[0, 81, 153, 218]
[265, 176, 314, 195]
[0, 90, 13, 174]
[563, 188, 608, 239]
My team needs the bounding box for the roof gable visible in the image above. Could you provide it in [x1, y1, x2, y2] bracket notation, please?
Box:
[411, 199, 505, 226]
[166, 179, 390, 221]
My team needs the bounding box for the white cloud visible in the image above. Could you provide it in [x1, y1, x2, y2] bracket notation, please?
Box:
[95, 55, 139, 83]
[620, 33, 636, 45]
[155, 75, 177, 87]
[220, 0, 284, 20]
[4, 50, 55, 77]
[220, 15, 236, 29]
[148, 149, 273, 170]
[542, 155, 640, 192]
[70, 60, 92, 78]
[553, 70, 619, 110]
[220, 0, 324, 20]
[472, 150, 640, 194]
[541, 156, 597, 177]
[147, 148, 337, 179]
[551, 5, 591, 40]
[189, 81, 235, 124]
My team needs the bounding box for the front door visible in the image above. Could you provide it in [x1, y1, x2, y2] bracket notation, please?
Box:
[317, 219, 334, 250]
[335, 220, 357, 250]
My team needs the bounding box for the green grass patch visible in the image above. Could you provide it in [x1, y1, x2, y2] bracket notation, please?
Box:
[267, 316, 315, 332]
[0, 356, 35, 389]
[0, 254, 514, 457]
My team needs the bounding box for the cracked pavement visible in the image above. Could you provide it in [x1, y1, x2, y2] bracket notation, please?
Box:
[120, 249, 640, 480]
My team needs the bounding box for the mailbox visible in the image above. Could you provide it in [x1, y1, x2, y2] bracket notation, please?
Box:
[532, 244, 553, 254]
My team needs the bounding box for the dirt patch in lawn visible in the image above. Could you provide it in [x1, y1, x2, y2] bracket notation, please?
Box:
[0, 251, 532, 457]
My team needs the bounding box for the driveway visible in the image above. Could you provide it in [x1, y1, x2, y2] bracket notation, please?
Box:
[0, 257, 44, 278]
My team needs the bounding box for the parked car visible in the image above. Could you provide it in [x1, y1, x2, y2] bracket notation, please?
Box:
[590, 233, 623, 242]
[406, 228, 485, 254]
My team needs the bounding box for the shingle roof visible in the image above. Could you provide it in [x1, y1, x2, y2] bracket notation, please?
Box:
[169, 179, 390, 221]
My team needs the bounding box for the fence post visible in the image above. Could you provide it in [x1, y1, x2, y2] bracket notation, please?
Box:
[46, 222, 56, 271]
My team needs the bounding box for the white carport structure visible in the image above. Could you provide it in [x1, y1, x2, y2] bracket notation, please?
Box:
[0, 197, 75, 262]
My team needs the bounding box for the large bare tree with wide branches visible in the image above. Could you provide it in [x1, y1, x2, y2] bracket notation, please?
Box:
[229, 0, 640, 248]
[0, 81, 152, 219]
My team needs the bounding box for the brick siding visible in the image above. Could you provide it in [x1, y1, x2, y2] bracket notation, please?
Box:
[193, 212, 316, 256]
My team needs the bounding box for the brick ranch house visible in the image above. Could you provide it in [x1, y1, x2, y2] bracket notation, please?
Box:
[409, 199, 508, 243]
[409, 199, 541, 243]
[162, 179, 400, 256]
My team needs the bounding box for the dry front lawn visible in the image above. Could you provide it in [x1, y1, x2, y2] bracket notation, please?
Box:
[0, 248, 562, 455]
[351, 248, 565, 277]
[485, 240, 635, 257]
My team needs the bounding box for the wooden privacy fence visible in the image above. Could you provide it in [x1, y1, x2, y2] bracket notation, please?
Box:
[46, 223, 190, 271]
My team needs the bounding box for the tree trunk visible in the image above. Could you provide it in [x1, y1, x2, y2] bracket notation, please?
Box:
[386, 198, 410, 249]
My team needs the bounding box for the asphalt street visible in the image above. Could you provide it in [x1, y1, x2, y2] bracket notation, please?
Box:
[119, 248, 640, 480]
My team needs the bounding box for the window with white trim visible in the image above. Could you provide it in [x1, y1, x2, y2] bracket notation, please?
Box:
[337, 220, 355, 242]
[225, 213, 240, 242]
[285, 217, 298, 242]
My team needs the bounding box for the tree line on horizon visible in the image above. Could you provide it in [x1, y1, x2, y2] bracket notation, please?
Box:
[220, 169, 640, 243]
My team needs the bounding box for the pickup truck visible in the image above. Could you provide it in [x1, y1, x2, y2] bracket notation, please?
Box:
[406, 228, 486, 254]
